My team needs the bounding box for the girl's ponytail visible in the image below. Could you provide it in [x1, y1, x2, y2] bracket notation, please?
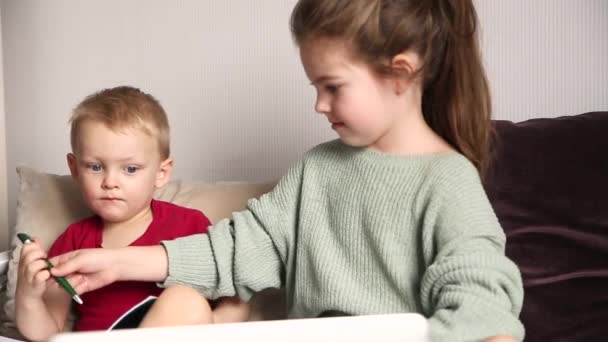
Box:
[422, 0, 492, 175]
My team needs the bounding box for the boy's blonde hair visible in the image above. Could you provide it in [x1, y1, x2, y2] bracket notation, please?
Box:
[70, 86, 170, 159]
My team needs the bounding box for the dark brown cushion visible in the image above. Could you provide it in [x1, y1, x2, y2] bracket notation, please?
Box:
[485, 112, 608, 341]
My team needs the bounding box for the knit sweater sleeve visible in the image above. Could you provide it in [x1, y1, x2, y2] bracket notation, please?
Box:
[419, 162, 525, 342]
[160, 160, 304, 301]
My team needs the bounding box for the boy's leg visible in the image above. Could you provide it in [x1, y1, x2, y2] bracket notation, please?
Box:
[139, 285, 213, 327]
[211, 297, 251, 324]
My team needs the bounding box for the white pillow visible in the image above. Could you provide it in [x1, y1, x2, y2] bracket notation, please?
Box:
[2, 166, 282, 334]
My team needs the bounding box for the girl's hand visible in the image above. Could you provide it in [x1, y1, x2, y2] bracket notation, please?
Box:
[48, 248, 119, 295]
[16, 239, 52, 302]
[50, 245, 169, 294]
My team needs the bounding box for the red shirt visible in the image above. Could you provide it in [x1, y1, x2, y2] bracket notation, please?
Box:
[48, 199, 210, 331]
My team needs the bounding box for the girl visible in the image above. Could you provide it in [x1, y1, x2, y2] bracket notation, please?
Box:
[50, 1, 524, 341]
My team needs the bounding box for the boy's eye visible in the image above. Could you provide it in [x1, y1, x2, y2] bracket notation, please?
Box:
[88, 164, 103, 172]
[325, 84, 340, 94]
[323, 84, 342, 95]
[125, 166, 138, 174]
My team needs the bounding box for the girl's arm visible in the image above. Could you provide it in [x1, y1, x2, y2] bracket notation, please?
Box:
[52, 161, 304, 298]
[52, 206, 288, 300]
[160, 161, 304, 300]
[51, 205, 289, 297]
[419, 164, 525, 342]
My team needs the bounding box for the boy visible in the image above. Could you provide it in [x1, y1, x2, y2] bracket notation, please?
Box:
[15, 86, 249, 341]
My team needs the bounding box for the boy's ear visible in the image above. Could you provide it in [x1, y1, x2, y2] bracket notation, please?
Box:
[67, 153, 79, 179]
[390, 50, 421, 94]
[155, 158, 174, 188]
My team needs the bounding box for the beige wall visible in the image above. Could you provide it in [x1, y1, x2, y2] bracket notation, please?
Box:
[0, 7, 8, 250]
[1, 1, 607, 247]
[475, 0, 608, 122]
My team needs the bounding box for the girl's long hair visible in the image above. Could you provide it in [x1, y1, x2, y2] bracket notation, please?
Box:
[291, 0, 492, 175]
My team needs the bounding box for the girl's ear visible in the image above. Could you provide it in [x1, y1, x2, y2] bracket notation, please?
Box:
[155, 158, 174, 188]
[390, 50, 421, 94]
[67, 153, 79, 179]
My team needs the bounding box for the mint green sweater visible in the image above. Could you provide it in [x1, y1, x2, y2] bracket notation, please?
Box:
[162, 140, 524, 341]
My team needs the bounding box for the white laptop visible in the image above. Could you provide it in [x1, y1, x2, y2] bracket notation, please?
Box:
[50, 313, 428, 342]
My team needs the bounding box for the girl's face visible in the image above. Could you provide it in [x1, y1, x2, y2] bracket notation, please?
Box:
[299, 38, 403, 150]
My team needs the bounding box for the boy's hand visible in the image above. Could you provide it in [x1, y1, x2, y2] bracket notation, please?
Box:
[49, 248, 119, 294]
[16, 239, 52, 302]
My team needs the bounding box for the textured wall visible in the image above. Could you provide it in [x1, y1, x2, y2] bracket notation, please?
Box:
[1, 1, 607, 247]
[476, 0, 608, 122]
[0, 7, 7, 249]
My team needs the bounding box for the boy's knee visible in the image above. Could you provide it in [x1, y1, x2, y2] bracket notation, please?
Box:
[154, 285, 213, 325]
[159, 285, 205, 303]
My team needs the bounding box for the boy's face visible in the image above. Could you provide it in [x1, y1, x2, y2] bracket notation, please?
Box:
[67, 120, 172, 224]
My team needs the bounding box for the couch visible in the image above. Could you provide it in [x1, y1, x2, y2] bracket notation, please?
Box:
[1, 111, 606, 341]
[484, 111, 608, 341]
